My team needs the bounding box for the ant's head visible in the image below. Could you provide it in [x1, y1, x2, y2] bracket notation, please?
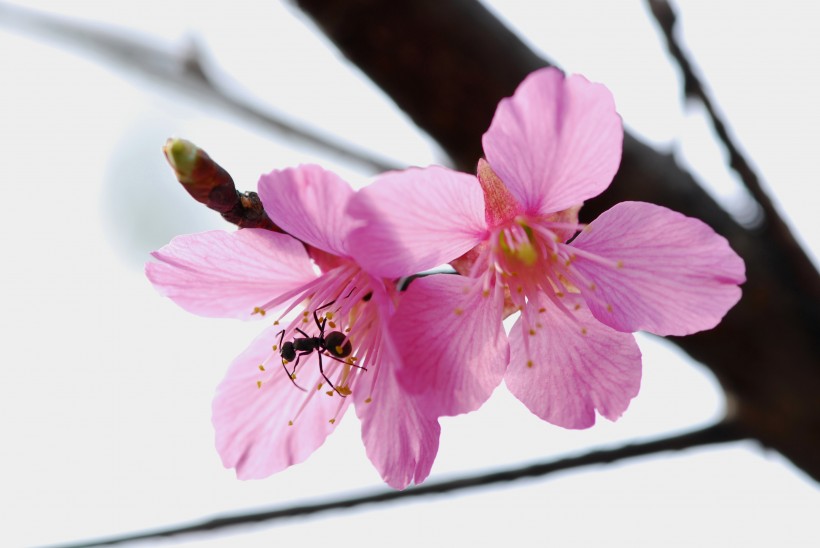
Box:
[280, 341, 296, 363]
[324, 331, 352, 358]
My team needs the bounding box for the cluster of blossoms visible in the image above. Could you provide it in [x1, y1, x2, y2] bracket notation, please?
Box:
[147, 67, 745, 489]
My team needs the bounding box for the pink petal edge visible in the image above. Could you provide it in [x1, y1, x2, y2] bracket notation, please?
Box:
[505, 295, 642, 429]
[212, 325, 352, 479]
[570, 201, 745, 336]
[258, 165, 355, 257]
[482, 67, 622, 216]
[347, 166, 488, 278]
[392, 274, 509, 418]
[146, 229, 317, 319]
[354, 331, 441, 489]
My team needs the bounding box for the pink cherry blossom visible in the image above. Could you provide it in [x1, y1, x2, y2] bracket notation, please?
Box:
[348, 67, 745, 427]
[146, 165, 439, 489]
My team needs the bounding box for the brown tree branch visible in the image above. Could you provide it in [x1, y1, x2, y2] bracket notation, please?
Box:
[0, 1, 403, 174]
[292, 0, 820, 481]
[47, 421, 745, 548]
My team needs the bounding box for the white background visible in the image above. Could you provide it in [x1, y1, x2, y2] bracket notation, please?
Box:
[0, 1, 818, 546]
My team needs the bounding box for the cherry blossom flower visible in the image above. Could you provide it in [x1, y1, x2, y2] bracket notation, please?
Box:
[348, 67, 745, 428]
[146, 164, 439, 489]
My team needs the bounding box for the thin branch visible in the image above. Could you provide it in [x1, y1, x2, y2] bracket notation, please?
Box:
[0, 1, 403, 174]
[645, 0, 813, 264]
[48, 421, 746, 547]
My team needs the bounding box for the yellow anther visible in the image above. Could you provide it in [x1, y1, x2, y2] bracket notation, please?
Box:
[302, 317, 309, 323]
[454, 307, 463, 316]
[290, 373, 297, 380]
[529, 328, 536, 336]
[616, 260, 624, 268]
[335, 345, 345, 354]
[288, 420, 293, 426]
[326, 390, 334, 396]
[364, 397, 373, 404]
[317, 383, 323, 391]
[606, 304, 614, 313]
[258, 364, 266, 371]
[574, 304, 581, 311]
[272, 344, 278, 351]
[252, 307, 266, 316]
[581, 327, 588, 335]
[482, 289, 490, 297]
[556, 291, 565, 298]
[273, 320, 280, 326]
[329, 418, 336, 424]
[328, 321, 337, 328]
[516, 286, 524, 294]
[302, 310, 309, 316]
[326, 312, 334, 320]
[526, 360, 534, 368]
[256, 381, 262, 389]
[538, 307, 547, 313]
[588, 283, 597, 291]
[337, 386, 352, 397]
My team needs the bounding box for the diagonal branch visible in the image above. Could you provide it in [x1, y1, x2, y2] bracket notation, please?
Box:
[645, 0, 813, 283]
[46, 421, 745, 548]
[0, 1, 403, 174]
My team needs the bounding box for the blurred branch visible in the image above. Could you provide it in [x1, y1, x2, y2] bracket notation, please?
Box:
[0, 1, 402, 174]
[292, 0, 820, 482]
[49, 421, 745, 547]
[646, 0, 813, 292]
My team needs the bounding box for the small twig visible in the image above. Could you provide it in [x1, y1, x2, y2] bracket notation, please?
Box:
[47, 421, 746, 547]
[0, 1, 403, 174]
[646, 1, 770, 213]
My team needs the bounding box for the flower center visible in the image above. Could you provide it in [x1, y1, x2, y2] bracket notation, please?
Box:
[498, 221, 539, 267]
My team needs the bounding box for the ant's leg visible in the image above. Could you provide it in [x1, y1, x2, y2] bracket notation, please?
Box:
[284, 351, 312, 392]
[317, 351, 346, 396]
[295, 327, 310, 338]
[322, 352, 367, 371]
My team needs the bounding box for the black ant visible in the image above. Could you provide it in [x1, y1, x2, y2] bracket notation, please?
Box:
[276, 300, 362, 396]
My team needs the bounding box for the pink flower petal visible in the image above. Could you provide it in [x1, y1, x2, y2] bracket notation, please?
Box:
[354, 336, 441, 489]
[482, 67, 622, 216]
[570, 201, 745, 336]
[212, 325, 352, 479]
[391, 274, 509, 417]
[505, 296, 642, 429]
[258, 165, 355, 257]
[347, 167, 488, 278]
[146, 229, 317, 319]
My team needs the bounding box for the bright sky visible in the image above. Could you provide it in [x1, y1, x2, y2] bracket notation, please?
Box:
[0, 1, 818, 547]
